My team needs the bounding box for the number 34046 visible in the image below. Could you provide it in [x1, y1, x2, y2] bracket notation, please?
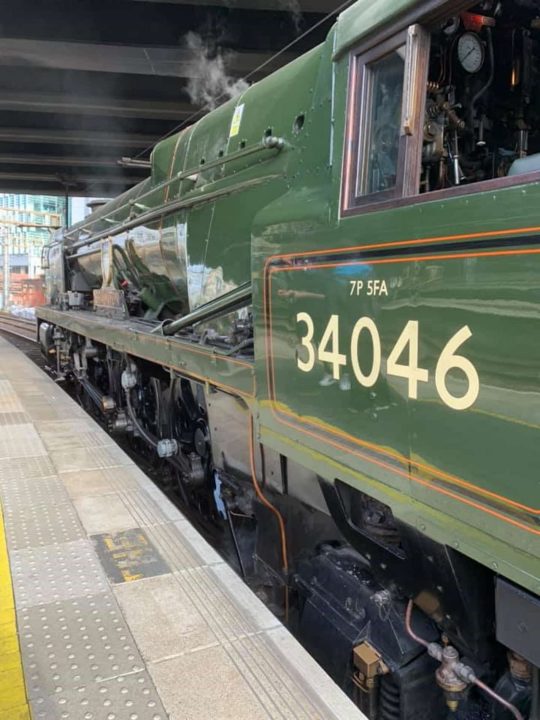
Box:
[295, 313, 479, 411]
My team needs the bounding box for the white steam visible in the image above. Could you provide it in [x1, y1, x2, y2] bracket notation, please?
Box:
[184, 32, 249, 110]
[278, 0, 303, 33]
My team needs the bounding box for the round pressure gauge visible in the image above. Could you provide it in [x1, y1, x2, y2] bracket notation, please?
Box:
[457, 32, 484, 73]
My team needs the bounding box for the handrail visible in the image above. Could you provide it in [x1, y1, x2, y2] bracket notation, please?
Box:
[64, 136, 286, 241]
[66, 173, 280, 257]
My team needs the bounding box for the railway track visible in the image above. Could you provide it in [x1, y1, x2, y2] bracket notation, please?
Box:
[0, 312, 37, 342]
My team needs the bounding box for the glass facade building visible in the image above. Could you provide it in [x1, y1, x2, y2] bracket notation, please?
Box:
[0, 194, 66, 277]
[0, 194, 67, 309]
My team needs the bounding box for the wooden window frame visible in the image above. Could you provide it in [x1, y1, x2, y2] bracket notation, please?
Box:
[342, 24, 431, 214]
[341, 4, 540, 218]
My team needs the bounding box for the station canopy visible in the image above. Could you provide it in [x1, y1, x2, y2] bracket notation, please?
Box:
[0, 0, 336, 197]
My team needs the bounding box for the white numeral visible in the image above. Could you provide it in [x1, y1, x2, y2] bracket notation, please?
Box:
[350, 317, 381, 387]
[296, 312, 315, 372]
[435, 325, 479, 410]
[294, 312, 479, 410]
[386, 320, 429, 399]
[318, 315, 347, 380]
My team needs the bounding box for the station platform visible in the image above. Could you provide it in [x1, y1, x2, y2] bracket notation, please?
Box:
[0, 335, 366, 720]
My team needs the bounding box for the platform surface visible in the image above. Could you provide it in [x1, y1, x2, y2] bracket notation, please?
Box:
[0, 335, 366, 720]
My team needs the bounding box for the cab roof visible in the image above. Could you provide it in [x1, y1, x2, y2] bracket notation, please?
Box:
[334, 0, 420, 57]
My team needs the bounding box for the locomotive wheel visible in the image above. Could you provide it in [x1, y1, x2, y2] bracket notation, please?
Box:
[168, 378, 204, 504]
[129, 375, 163, 464]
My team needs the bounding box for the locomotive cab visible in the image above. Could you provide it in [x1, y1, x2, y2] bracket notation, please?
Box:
[341, 0, 540, 212]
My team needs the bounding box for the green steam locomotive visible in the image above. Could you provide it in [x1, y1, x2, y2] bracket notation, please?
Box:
[38, 0, 540, 717]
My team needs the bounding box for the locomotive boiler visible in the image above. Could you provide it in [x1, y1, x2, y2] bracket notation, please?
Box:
[38, 0, 540, 717]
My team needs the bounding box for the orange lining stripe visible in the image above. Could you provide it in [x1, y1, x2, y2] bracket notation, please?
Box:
[42, 313, 255, 399]
[263, 244, 540, 528]
[135, 346, 254, 398]
[275, 403, 540, 517]
[48, 308, 253, 371]
[268, 246, 540, 274]
[165, 339, 253, 369]
[272, 409, 540, 537]
[264, 224, 540, 269]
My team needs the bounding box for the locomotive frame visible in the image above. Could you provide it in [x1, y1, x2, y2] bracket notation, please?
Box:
[37, 0, 540, 717]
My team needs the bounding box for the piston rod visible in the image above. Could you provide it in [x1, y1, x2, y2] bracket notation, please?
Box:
[151, 282, 251, 336]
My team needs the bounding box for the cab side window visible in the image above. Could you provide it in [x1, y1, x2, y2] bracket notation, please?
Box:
[344, 26, 430, 211]
[359, 47, 406, 195]
[343, 1, 540, 216]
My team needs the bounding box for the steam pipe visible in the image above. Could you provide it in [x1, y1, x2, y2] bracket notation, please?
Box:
[473, 676, 526, 720]
[151, 282, 251, 336]
[124, 389, 159, 449]
[65, 174, 277, 256]
[225, 337, 254, 356]
[65, 136, 285, 243]
[223, 499, 247, 580]
[405, 600, 524, 720]
[470, 28, 495, 129]
[118, 157, 152, 169]
[404, 598, 430, 648]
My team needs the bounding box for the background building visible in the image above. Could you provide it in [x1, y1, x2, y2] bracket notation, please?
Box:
[0, 194, 104, 309]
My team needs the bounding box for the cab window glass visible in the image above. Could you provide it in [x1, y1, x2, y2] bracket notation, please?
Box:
[343, 2, 540, 217]
[358, 47, 406, 195]
[343, 26, 429, 210]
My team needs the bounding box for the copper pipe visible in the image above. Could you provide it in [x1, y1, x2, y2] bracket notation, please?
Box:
[473, 677, 524, 720]
[404, 600, 524, 720]
[248, 416, 289, 620]
[405, 599, 430, 648]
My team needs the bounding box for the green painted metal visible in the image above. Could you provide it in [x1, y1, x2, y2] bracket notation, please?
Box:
[155, 282, 251, 336]
[38, 0, 540, 596]
[37, 306, 255, 399]
[61, 45, 323, 320]
[333, 0, 421, 57]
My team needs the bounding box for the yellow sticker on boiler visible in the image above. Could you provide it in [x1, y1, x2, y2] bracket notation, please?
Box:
[229, 103, 244, 138]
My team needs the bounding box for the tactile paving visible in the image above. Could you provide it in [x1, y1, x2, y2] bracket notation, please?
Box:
[0, 423, 48, 460]
[19, 592, 145, 700]
[4, 499, 85, 550]
[51, 445, 135, 474]
[0, 473, 69, 512]
[36, 419, 99, 435]
[144, 519, 222, 572]
[0, 335, 365, 720]
[18, 399, 73, 422]
[61, 467, 143, 499]
[0, 379, 25, 413]
[11, 539, 110, 608]
[0, 455, 56, 483]
[113, 490, 171, 528]
[0, 410, 31, 425]
[40, 429, 114, 452]
[30, 670, 167, 720]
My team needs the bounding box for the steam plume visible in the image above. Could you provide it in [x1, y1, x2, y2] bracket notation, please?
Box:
[278, 0, 303, 33]
[184, 32, 249, 110]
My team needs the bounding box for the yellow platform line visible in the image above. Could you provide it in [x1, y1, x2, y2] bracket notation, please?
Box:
[0, 507, 30, 720]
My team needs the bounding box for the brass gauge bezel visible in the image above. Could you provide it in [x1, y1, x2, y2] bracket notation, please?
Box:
[457, 32, 485, 74]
